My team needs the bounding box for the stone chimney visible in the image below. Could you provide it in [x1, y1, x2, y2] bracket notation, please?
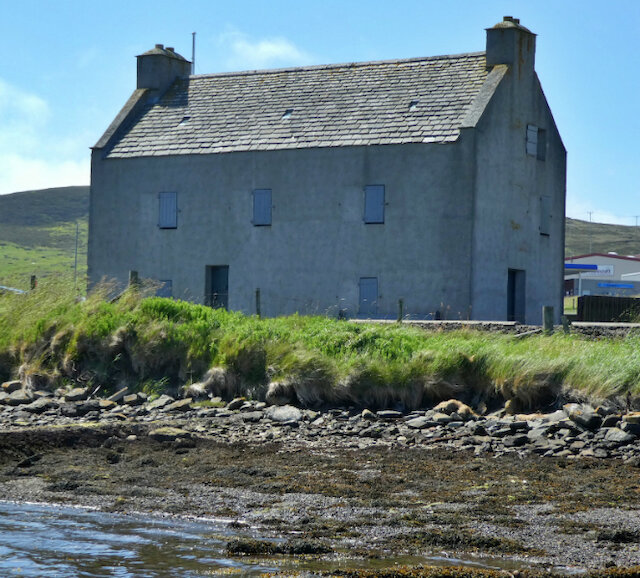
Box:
[136, 44, 191, 92]
[486, 16, 536, 77]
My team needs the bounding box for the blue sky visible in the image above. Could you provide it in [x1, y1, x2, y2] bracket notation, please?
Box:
[1, 0, 638, 224]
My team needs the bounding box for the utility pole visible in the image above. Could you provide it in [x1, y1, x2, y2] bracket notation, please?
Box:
[587, 211, 593, 253]
[73, 220, 79, 290]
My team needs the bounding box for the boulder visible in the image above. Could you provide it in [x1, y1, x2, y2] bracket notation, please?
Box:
[1, 380, 22, 394]
[623, 412, 640, 425]
[23, 397, 56, 414]
[620, 421, 640, 436]
[405, 416, 434, 429]
[502, 434, 528, 448]
[6, 389, 33, 406]
[604, 428, 636, 445]
[431, 412, 452, 424]
[99, 399, 117, 411]
[376, 410, 403, 420]
[226, 397, 246, 411]
[361, 409, 377, 421]
[566, 405, 602, 431]
[265, 405, 302, 423]
[164, 398, 193, 412]
[123, 393, 144, 406]
[76, 400, 102, 416]
[240, 411, 264, 423]
[146, 394, 174, 411]
[64, 387, 90, 402]
[601, 415, 621, 428]
[149, 427, 192, 443]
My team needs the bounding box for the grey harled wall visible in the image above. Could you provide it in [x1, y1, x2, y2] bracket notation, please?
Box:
[89, 142, 476, 318]
[470, 68, 566, 324]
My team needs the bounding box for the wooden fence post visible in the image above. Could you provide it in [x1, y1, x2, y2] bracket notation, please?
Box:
[128, 270, 139, 289]
[543, 306, 554, 335]
[255, 288, 261, 318]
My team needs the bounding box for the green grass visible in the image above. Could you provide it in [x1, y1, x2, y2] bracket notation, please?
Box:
[0, 187, 88, 290]
[2, 278, 640, 408]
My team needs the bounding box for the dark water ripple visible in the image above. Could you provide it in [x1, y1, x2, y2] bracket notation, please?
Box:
[0, 501, 275, 577]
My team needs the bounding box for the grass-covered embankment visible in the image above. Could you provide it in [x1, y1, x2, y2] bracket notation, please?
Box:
[1, 277, 640, 411]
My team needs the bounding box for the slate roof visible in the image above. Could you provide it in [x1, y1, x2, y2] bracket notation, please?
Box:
[105, 52, 491, 158]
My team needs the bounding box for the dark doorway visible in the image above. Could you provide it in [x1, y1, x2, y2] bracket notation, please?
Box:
[359, 277, 378, 316]
[205, 266, 229, 309]
[507, 269, 526, 323]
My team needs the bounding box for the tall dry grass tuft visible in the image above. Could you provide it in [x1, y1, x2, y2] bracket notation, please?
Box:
[3, 278, 640, 408]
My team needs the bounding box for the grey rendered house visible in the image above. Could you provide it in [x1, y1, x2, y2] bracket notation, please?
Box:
[89, 17, 566, 324]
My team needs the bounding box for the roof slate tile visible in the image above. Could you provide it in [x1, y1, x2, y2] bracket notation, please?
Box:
[106, 52, 489, 158]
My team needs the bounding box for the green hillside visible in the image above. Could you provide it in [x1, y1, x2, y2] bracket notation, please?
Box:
[0, 186, 638, 291]
[0, 186, 89, 289]
[565, 217, 640, 258]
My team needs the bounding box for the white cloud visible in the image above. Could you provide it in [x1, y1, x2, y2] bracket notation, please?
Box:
[0, 78, 89, 195]
[566, 193, 634, 226]
[218, 28, 314, 71]
[0, 153, 88, 195]
[0, 79, 50, 154]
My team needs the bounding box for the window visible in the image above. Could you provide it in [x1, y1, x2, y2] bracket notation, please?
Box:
[364, 185, 385, 224]
[158, 192, 177, 228]
[526, 125, 546, 161]
[252, 189, 272, 226]
[539, 195, 551, 236]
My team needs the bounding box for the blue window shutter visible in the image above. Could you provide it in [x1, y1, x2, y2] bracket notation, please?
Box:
[253, 189, 272, 226]
[364, 185, 385, 224]
[158, 192, 177, 228]
[526, 125, 538, 157]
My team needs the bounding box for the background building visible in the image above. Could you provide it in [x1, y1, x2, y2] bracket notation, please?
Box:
[565, 253, 640, 297]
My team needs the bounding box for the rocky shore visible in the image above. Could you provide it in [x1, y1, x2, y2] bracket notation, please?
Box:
[2, 379, 640, 463]
[2, 379, 640, 575]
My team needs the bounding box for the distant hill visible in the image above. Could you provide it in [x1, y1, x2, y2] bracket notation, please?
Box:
[565, 217, 640, 258]
[1, 186, 639, 289]
[0, 186, 89, 289]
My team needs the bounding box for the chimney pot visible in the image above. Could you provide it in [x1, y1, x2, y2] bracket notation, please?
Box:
[167, 47, 175, 52]
[486, 17, 536, 73]
[137, 44, 191, 90]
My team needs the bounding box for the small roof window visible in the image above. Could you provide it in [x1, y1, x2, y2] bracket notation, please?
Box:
[409, 100, 419, 112]
[178, 116, 191, 126]
[281, 109, 293, 120]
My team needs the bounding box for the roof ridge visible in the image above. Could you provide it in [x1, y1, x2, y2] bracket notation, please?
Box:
[189, 51, 486, 80]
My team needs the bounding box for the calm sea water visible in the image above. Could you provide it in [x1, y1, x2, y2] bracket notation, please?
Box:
[0, 500, 533, 577]
[0, 501, 276, 577]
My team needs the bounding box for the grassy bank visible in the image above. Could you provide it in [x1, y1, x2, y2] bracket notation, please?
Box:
[1, 278, 640, 411]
